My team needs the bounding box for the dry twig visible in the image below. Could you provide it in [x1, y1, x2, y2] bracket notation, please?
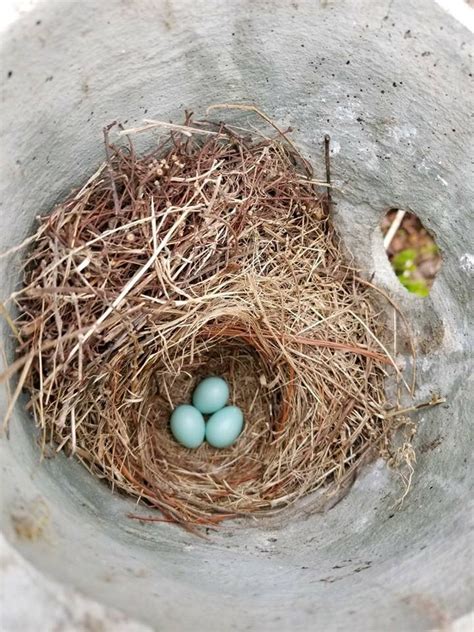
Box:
[1, 114, 417, 527]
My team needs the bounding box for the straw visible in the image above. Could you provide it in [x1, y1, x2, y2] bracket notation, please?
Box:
[1, 115, 416, 527]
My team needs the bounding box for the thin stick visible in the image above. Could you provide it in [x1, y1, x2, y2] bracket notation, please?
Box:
[384, 395, 445, 418]
[0, 233, 42, 259]
[0, 302, 19, 338]
[324, 134, 332, 207]
[103, 122, 121, 215]
[2, 353, 33, 429]
[65, 208, 192, 364]
[119, 119, 221, 138]
[70, 407, 77, 455]
[74, 162, 107, 201]
[206, 103, 313, 175]
[384, 209, 406, 249]
[354, 276, 417, 395]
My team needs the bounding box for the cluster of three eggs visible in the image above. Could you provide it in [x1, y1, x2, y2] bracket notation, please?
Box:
[170, 377, 244, 449]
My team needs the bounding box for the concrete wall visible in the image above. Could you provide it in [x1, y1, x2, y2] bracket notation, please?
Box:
[0, 0, 473, 630]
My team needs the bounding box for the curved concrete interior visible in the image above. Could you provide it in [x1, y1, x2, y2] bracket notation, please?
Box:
[0, 1, 472, 630]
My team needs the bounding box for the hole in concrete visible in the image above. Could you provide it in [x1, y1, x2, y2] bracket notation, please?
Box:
[381, 209, 441, 296]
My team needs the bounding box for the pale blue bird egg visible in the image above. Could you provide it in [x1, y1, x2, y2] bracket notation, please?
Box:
[170, 404, 205, 449]
[192, 376, 229, 414]
[205, 405, 244, 449]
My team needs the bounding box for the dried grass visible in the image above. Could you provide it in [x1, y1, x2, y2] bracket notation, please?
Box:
[2, 113, 417, 528]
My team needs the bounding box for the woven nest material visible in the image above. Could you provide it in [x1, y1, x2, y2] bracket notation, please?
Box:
[4, 112, 417, 529]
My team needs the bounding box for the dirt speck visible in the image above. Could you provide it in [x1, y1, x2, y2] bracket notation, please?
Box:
[419, 435, 443, 454]
[401, 594, 451, 630]
[11, 498, 49, 541]
[418, 320, 444, 354]
[163, 0, 174, 30]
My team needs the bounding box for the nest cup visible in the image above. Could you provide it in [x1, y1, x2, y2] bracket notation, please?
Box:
[11, 120, 406, 526]
[0, 1, 472, 631]
[102, 318, 282, 522]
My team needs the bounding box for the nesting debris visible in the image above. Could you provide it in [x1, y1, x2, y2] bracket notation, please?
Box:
[2, 112, 417, 528]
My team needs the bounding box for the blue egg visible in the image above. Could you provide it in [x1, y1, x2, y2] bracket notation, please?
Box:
[192, 376, 229, 415]
[205, 405, 244, 449]
[170, 404, 205, 449]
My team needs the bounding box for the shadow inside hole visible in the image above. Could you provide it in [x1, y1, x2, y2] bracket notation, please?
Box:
[381, 209, 441, 297]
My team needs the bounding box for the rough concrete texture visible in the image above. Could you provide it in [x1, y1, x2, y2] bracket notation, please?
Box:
[0, 534, 150, 632]
[2, 531, 474, 632]
[0, 0, 473, 630]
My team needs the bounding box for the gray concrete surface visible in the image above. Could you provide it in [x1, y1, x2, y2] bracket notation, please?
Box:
[2, 528, 473, 632]
[0, 533, 150, 632]
[0, 0, 473, 630]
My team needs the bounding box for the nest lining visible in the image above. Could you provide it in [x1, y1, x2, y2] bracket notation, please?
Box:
[5, 114, 415, 528]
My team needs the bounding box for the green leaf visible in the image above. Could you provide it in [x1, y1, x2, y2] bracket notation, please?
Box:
[392, 248, 417, 273]
[399, 276, 430, 297]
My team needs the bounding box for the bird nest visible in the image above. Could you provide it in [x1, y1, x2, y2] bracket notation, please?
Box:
[3, 110, 417, 529]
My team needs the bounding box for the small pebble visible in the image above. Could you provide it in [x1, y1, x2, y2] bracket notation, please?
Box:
[192, 376, 229, 415]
